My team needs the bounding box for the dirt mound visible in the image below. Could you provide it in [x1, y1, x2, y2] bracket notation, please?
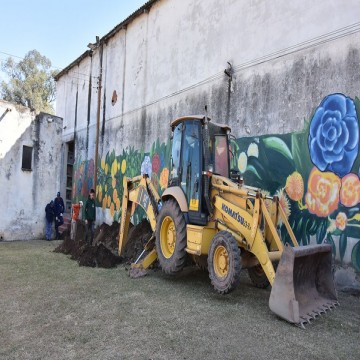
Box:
[123, 219, 153, 263]
[54, 219, 153, 268]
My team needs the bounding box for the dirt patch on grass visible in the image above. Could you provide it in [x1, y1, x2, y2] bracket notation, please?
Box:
[54, 219, 153, 268]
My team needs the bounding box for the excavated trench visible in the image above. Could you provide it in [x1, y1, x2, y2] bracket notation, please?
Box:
[54, 219, 153, 268]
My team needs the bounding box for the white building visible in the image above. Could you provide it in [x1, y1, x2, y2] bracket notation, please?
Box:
[0, 100, 63, 240]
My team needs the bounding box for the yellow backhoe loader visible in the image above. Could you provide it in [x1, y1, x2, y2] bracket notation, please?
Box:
[118, 115, 338, 328]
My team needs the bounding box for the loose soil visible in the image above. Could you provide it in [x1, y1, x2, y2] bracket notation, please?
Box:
[54, 219, 153, 268]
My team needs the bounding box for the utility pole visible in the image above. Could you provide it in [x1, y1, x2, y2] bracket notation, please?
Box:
[94, 41, 103, 190]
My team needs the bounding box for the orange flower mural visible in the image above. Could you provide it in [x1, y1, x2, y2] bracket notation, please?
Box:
[113, 188, 118, 204]
[285, 171, 304, 201]
[110, 202, 115, 217]
[160, 168, 169, 190]
[335, 212, 348, 231]
[305, 167, 341, 217]
[102, 197, 107, 210]
[340, 173, 360, 207]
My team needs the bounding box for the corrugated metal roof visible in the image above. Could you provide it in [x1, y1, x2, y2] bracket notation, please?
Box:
[55, 0, 160, 81]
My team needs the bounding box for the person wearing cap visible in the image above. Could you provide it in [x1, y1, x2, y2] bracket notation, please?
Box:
[70, 200, 83, 240]
[54, 191, 65, 240]
[85, 188, 96, 246]
[45, 200, 55, 241]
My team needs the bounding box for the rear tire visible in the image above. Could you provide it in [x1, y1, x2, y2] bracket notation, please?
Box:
[155, 199, 187, 274]
[248, 265, 270, 289]
[192, 254, 208, 272]
[208, 231, 241, 294]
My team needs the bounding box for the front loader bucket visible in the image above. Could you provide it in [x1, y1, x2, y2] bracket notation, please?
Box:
[269, 244, 338, 328]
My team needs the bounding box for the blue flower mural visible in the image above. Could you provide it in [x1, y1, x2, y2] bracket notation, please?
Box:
[308, 93, 359, 177]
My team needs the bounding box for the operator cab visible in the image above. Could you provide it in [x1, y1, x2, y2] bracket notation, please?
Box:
[168, 115, 230, 225]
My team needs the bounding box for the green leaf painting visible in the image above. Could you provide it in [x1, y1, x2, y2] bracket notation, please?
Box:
[263, 137, 293, 162]
[339, 232, 348, 264]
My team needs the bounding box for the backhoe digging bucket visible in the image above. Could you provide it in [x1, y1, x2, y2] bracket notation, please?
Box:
[269, 244, 338, 328]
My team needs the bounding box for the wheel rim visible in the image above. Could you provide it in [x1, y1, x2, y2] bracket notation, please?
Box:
[213, 245, 229, 278]
[160, 216, 176, 258]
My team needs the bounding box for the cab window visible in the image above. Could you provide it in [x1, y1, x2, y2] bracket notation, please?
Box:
[170, 123, 182, 181]
[214, 135, 229, 177]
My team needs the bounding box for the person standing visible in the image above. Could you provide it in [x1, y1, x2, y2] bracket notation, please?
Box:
[85, 189, 96, 246]
[45, 200, 55, 241]
[54, 191, 65, 240]
[70, 200, 83, 240]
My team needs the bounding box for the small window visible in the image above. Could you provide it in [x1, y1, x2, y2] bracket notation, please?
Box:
[22, 146, 33, 171]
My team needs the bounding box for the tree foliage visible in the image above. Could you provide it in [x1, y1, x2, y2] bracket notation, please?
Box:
[0, 50, 58, 114]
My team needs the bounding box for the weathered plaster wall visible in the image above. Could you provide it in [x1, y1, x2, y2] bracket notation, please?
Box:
[56, 0, 360, 266]
[57, 0, 360, 145]
[0, 100, 63, 240]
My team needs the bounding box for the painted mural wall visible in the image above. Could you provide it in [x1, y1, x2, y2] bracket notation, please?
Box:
[72, 93, 360, 270]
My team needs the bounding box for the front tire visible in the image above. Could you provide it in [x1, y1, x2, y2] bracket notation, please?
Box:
[208, 231, 241, 294]
[155, 199, 187, 274]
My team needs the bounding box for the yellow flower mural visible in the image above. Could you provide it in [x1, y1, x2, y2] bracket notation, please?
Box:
[247, 142, 259, 157]
[238, 152, 247, 173]
[97, 184, 103, 202]
[121, 159, 127, 174]
[111, 159, 118, 178]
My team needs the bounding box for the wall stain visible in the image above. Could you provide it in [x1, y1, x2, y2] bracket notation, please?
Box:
[86, 55, 93, 154]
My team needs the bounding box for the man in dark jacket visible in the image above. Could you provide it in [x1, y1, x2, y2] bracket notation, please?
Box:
[54, 191, 65, 240]
[85, 188, 96, 246]
[45, 200, 55, 241]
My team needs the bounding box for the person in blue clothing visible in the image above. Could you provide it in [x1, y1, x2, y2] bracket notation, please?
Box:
[45, 200, 55, 241]
[54, 191, 65, 240]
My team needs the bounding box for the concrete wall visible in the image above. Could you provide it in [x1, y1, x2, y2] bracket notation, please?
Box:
[55, 0, 360, 269]
[57, 0, 360, 148]
[0, 100, 63, 240]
